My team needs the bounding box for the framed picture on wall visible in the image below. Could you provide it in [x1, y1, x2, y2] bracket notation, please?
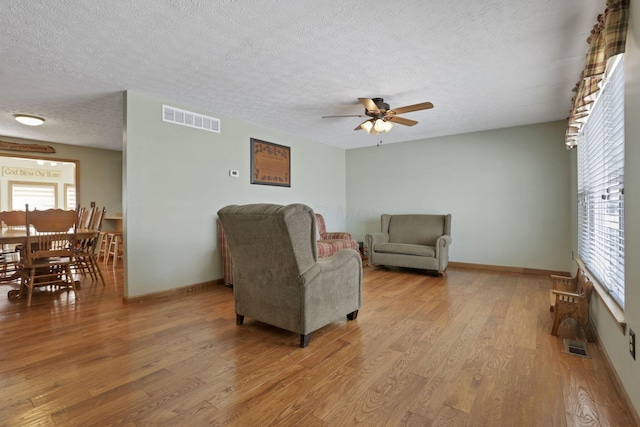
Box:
[250, 138, 291, 187]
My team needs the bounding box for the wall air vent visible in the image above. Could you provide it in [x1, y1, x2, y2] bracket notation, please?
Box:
[162, 105, 220, 133]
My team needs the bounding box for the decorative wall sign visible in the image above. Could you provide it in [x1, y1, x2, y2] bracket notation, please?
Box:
[0, 140, 56, 154]
[2, 166, 62, 178]
[250, 138, 290, 187]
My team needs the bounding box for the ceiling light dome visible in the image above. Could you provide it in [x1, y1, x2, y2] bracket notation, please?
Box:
[360, 120, 373, 133]
[374, 119, 386, 133]
[14, 114, 45, 126]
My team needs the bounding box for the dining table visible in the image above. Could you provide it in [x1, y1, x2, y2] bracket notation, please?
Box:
[0, 227, 99, 298]
[0, 227, 99, 245]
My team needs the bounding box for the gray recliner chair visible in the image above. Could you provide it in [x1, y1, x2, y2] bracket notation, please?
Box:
[217, 203, 362, 348]
[366, 214, 452, 275]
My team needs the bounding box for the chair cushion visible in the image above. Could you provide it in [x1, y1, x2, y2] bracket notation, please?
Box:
[374, 242, 436, 257]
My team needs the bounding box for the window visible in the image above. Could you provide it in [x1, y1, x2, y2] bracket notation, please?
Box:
[577, 55, 625, 308]
[1, 155, 78, 211]
[9, 182, 58, 211]
[65, 184, 76, 210]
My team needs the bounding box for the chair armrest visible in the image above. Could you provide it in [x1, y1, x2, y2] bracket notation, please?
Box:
[436, 235, 452, 248]
[435, 234, 452, 259]
[324, 231, 353, 240]
[299, 249, 362, 333]
[438, 235, 452, 245]
[300, 249, 361, 283]
[365, 232, 388, 253]
[316, 248, 361, 271]
[551, 289, 583, 299]
[551, 274, 573, 280]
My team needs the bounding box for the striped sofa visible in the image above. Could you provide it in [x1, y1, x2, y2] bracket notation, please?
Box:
[218, 213, 358, 286]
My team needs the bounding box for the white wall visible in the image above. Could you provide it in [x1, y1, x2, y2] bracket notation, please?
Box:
[587, 1, 640, 416]
[345, 121, 572, 272]
[123, 91, 347, 298]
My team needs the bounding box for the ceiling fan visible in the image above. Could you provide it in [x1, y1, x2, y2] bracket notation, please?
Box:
[322, 97, 434, 134]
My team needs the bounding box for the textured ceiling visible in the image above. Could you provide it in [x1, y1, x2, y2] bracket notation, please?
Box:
[0, 0, 603, 151]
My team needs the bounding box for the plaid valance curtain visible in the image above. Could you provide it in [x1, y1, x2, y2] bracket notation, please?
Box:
[566, 0, 629, 148]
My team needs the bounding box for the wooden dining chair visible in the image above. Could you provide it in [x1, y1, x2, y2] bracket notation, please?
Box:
[20, 205, 80, 307]
[74, 207, 107, 285]
[0, 210, 26, 229]
[550, 268, 595, 342]
[0, 210, 26, 282]
[77, 206, 93, 230]
[73, 206, 94, 277]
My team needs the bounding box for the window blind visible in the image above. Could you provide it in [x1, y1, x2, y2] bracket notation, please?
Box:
[65, 185, 76, 211]
[577, 55, 625, 308]
[10, 182, 57, 211]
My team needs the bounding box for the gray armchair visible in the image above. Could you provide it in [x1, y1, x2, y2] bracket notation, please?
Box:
[366, 214, 452, 275]
[217, 203, 362, 348]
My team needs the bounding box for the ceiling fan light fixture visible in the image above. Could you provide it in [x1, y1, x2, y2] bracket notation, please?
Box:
[374, 118, 386, 133]
[14, 114, 45, 126]
[326, 97, 433, 135]
[361, 120, 373, 133]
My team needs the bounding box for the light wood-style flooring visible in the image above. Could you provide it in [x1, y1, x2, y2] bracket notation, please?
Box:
[0, 265, 637, 426]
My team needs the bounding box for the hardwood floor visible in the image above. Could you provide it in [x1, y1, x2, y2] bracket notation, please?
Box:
[0, 265, 637, 426]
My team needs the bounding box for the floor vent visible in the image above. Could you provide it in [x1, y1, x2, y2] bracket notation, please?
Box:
[162, 105, 220, 133]
[563, 339, 591, 358]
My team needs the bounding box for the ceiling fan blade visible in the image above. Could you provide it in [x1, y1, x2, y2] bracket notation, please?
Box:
[358, 98, 380, 113]
[389, 102, 434, 115]
[323, 114, 366, 118]
[387, 116, 418, 126]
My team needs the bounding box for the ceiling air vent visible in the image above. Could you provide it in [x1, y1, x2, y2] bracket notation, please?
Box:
[162, 105, 220, 133]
